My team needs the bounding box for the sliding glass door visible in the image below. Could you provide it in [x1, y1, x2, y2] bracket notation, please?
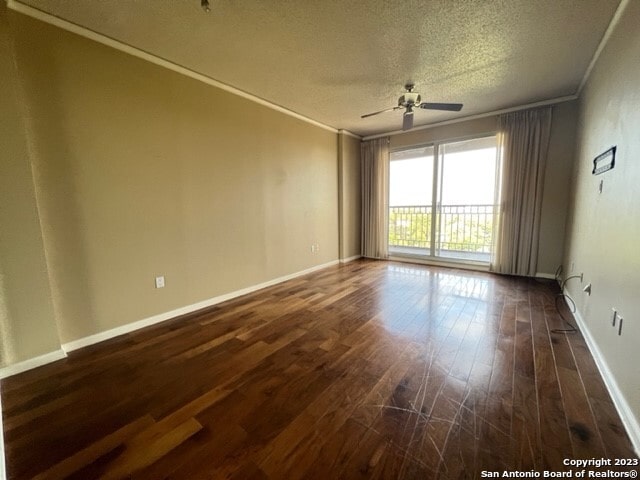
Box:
[388, 136, 499, 264]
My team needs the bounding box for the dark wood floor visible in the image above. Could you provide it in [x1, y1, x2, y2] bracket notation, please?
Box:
[1, 260, 637, 479]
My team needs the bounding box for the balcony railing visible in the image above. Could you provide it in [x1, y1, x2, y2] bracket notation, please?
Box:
[389, 204, 496, 261]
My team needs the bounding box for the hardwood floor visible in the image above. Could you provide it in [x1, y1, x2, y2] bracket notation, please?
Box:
[1, 260, 637, 479]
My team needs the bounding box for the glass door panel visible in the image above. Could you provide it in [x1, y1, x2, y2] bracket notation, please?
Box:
[436, 137, 498, 262]
[388, 146, 435, 256]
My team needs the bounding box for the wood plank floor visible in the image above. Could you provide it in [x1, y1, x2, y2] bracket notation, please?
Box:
[1, 260, 637, 479]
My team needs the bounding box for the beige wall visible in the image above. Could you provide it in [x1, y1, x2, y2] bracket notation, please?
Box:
[5, 11, 339, 347]
[390, 116, 498, 150]
[388, 104, 577, 276]
[0, 4, 61, 367]
[538, 101, 578, 274]
[563, 0, 640, 439]
[338, 133, 361, 259]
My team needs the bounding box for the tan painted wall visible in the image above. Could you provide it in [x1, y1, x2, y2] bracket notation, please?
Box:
[538, 101, 578, 275]
[388, 105, 577, 276]
[338, 133, 361, 259]
[0, 5, 61, 367]
[563, 0, 640, 435]
[390, 116, 498, 151]
[8, 12, 339, 345]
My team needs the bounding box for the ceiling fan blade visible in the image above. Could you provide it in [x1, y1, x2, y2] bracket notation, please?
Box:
[361, 106, 402, 118]
[402, 111, 414, 131]
[419, 102, 463, 112]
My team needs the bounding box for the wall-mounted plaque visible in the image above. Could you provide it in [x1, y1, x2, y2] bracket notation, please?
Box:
[592, 146, 616, 175]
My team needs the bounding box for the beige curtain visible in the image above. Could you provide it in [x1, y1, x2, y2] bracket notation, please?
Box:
[491, 107, 552, 276]
[361, 137, 390, 259]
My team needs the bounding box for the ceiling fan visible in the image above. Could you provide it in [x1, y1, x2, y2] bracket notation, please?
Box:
[361, 83, 463, 131]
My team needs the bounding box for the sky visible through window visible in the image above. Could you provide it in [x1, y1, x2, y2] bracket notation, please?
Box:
[390, 145, 498, 206]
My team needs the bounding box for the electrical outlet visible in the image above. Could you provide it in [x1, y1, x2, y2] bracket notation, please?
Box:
[155, 276, 165, 289]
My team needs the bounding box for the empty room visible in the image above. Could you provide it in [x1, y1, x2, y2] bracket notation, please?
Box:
[1, 0, 639, 478]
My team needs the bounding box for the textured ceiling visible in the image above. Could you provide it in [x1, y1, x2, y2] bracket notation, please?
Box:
[16, 0, 621, 136]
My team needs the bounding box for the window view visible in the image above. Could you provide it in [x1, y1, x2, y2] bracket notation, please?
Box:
[389, 136, 499, 263]
[389, 146, 434, 251]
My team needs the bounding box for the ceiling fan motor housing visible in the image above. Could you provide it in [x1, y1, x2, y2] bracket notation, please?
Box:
[398, 92, 421, 107]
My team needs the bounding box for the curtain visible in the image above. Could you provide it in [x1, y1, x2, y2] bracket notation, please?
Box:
[491, 107, 552, 276]
[361, 137, 390, 259]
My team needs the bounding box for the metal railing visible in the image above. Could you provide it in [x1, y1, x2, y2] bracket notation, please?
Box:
[389, 204, 496, 255]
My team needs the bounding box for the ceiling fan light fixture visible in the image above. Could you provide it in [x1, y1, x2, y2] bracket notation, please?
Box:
[399, 92, 421, 106]
[402, 110, 414, 130]
[201, 0, 211, 13]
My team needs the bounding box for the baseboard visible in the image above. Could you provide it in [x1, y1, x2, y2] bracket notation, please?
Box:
[388, 255, 490, 273]
[62, 259, 340, 353]
[0, 349, 67, 379]
[0, 259, 338, 478]
[535, 272, 556, 279]
[564, 296, 640, 455]
[340, 255, 361, 264]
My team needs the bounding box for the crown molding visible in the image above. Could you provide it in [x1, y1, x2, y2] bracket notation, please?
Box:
[10, 0, 622, 144]
[6, 0, 338, 134]
[338, 129, 362, 140]
[576, 0, 630, 96]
